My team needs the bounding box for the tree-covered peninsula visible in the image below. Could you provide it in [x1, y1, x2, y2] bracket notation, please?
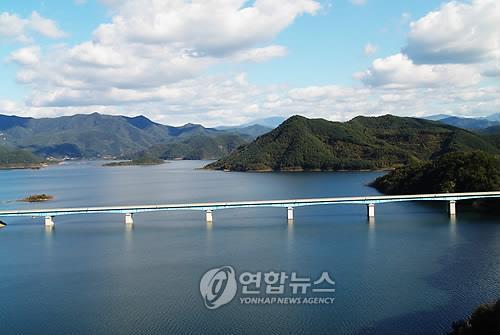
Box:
[0, 145, 44, 169]
[205, 115, 499, 172]
[370, 151, 500, 194]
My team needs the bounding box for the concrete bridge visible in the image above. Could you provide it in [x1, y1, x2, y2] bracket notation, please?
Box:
[0, 191, 499, 227]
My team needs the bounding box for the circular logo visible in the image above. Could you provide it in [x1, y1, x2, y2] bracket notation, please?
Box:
[200, 266, 237, 310]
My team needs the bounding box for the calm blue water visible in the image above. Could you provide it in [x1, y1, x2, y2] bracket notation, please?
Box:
[0, 161, 499, 335]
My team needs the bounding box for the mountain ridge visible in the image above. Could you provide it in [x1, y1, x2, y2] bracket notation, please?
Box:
[0, 112, 254, 159]
[206, 114, 499, 172]
[424, 114, 500, 129]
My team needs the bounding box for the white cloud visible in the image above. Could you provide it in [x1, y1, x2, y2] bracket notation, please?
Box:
[7, 46, 40, 66]
[404, 0, 500, 64]
[354, 53, 481, 89]
[232, 45, 287, 63]
[93, 0, 320, 57]
[4, 0, 499, 126]
[28, 12, 67, 39]
[0, 100, 21, 114]
[363, 43, 377, 56]
[13, 0, 320, 109]
[355, 1, 498, 91]
[0, 11, 67, 42]
[0, 12, 29, 42]
[6, 71, 496, 126]
[288, 85, 366, 102]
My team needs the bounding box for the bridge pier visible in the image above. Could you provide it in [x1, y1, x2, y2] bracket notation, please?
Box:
[44, 215, 55, 226]
[287, 207, 294, 221]
[448, 201, 456, 216]
[125, 213, 134, 224]
[206, 209, 213, 223]
[367, 203, 375, 218]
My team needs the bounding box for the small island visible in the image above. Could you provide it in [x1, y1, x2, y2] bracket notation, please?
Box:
[19, 194, 54, 202]
[103, 156, 165, 167]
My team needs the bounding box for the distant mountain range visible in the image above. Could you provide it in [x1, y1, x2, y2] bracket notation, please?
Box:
[217, 116, 285, 130]
[215, 116, 285, 137]
[215, 124, 273, 138]
[206, 115, 500, 172]
[2, 112, 500, 170]
[0, 113, 264, 160]
[424, 113, 500, 129]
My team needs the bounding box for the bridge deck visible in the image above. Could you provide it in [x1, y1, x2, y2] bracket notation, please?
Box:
[1, 191, 499, 217]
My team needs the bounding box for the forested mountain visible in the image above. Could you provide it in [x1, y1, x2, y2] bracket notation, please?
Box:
[0, 113, 253, 159]
[206, 115, 499, 171]
[131, 133, 249, 160]
[370, 151, 500, 194]
[0, 145, 43, 168]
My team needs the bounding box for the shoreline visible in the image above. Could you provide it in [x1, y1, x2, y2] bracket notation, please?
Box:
[0, 163, 48, 170]
[204, 166, 395, 173]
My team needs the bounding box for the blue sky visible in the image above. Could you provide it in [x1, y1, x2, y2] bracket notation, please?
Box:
[0, 0, 498, 126]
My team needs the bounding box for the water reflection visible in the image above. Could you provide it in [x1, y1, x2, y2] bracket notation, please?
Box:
[449, 215, 457, 225]
[367, 218, 376, 249]
[44, 224, 55, 234]
[204, 220, 214, 256]
[449, 216, 458, 245]
[287, 219, 294, 250]
[44, 224, 55, 255]
[124, 222, 134, 250]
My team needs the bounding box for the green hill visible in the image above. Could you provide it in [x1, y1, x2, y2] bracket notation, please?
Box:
[139, 133, 249, 160]
[0, 113, 251, 159]
[206, 115, 499, 171]
[371, 151, 500, 194]
[0, 145, 43, 168]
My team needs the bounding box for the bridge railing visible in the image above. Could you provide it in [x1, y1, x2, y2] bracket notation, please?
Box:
[0, 191, 499, 226]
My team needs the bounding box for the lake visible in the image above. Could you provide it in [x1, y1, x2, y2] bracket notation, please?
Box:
[0, 160, 499, 335]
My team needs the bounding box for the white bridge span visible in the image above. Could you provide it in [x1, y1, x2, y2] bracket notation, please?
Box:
[1, 191, 499, 226]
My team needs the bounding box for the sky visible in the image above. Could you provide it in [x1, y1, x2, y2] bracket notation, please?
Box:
[0, 0, 499, 126]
